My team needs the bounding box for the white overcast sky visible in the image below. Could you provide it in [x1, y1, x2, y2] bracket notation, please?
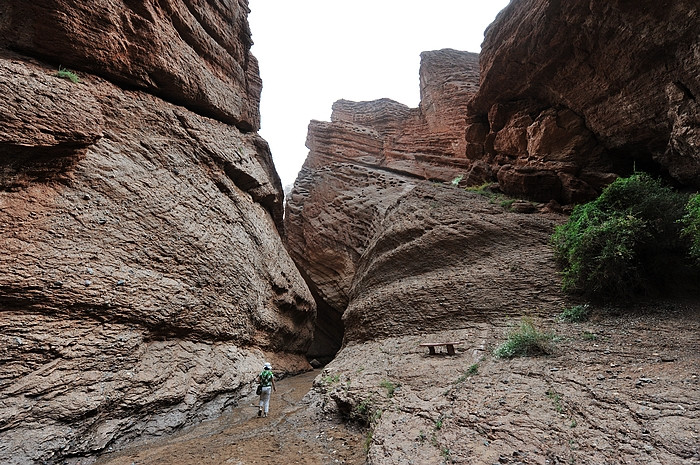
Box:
[248, 0, 511, 187]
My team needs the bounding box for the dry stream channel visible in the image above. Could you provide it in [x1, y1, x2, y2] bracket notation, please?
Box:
[93, 370, 366, 465]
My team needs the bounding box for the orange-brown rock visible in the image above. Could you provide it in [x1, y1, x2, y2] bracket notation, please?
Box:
[0, 0, 261, 130]
[467, 0, 700, 201]
[0, 2, 313, 464]
[305, 49, 485, 185]
[285, 49, 568, 359]
[282, 4, 700, 465]
[288, 50, 490, 361]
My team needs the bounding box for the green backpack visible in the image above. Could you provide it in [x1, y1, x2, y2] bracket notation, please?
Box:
[260, 370, 273, 387]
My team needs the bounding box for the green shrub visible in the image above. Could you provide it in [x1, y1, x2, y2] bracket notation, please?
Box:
[494, 318, 554, 359]
[551, 173, 689, 299]
[681, 193, 700, 261]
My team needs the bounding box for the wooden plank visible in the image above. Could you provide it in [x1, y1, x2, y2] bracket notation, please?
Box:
[419, 342, 461, 355]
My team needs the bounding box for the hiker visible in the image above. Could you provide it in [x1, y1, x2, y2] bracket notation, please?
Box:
[256, 362, 276, 417]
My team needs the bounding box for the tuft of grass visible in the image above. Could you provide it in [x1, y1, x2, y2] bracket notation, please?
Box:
[441, 447, 452, 462]
[56, 66, 80, 83]
[494, 317, 554, 359]
[500, 198, 516, 210]
[456, 362, 480, 384]
[450, 175, 464, 187]
[465, 181, 492, 194]
[321, 373, 340, 385]
[435, 417, 443, 430]
[546, 389, 564, 413]
[465, 182, 517, 211]
[355, 398, 370, 416]
[379, 379, 398, 398]
[363, 430, 373, 452]
[581, 331, 598, 341]
[558, 304, 590, 323]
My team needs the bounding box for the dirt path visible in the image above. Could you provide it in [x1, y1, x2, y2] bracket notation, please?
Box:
[93, 370, 366, 465]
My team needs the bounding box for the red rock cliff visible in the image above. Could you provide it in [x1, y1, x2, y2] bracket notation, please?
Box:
[467, 0, 699, 203]
[286, 49, 567, 360]
[0, 1, 314, 463]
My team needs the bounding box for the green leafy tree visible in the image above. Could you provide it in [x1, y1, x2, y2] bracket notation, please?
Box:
[681, 193, 700, 261]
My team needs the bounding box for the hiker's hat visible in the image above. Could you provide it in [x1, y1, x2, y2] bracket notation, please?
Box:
[264, 362, 272, 370]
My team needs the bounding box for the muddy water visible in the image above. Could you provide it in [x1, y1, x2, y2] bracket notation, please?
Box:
[93, 370, 366, 465]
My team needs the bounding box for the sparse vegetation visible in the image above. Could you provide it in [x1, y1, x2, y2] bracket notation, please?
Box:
[456, 362, 479, 384]
[558, 304, 590, 323]
[435, 417, 443, 430]
[500, 198, 516, 210]
[359, 402, 383, 451]
[458, 362, 479, 381]
[465, 181, 492, 194]
[465, 182, 517, 211]
[494, 317, 554, 359]
[56, 66, 80, 83]
[321, 373, 340, 385]
[551, 173, 691, 299]
[363, 430, 373, 452]
[441, 446, 452, 462]
[450, 175, 464, 187]
[379, 379, 398, 398]
[581, 331, 598, 341]
[546, 389, 564, 413]
[354, 398, 371, 417]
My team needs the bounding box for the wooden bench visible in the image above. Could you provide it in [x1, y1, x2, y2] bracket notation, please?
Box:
[419, 342, 461, 355]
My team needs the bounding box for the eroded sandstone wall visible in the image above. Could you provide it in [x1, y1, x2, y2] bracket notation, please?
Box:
[0, 1, 314, 463]
[467, 0, 699, 202]
[285, 49, 568, 355]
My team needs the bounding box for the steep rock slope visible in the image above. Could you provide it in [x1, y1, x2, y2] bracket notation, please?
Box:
[0, 1, 314, 464]
[286, 49, 567, 359]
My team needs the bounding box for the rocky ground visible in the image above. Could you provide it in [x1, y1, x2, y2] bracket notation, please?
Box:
[321, 301, 700, 465]
[91, 370, 366, 465]
[90, 300, 699, 465]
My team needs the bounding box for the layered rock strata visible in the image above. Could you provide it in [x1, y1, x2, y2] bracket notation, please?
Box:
[467, 0, 700, 202]
[0, 2, 314, 464]
[309, 50, 483, 184]
[293, 50, 488, 361]
[286, 49, 567, 356]
[0, 0, 261, 130]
